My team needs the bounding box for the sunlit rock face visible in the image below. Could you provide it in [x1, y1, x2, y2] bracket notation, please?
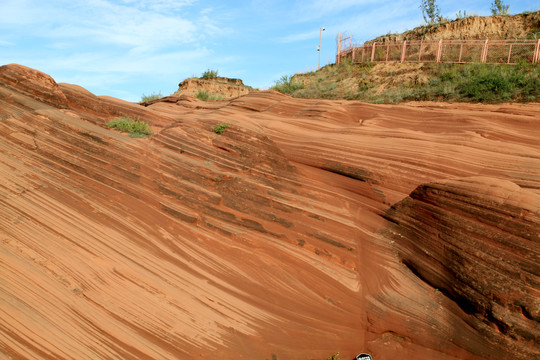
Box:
[0, 64, 538, 359]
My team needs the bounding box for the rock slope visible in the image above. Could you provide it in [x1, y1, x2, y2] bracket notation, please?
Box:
[0, 64, 539, 359]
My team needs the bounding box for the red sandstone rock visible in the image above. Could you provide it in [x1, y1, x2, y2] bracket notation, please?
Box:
[0, 64, 539, 359]
[385, 177, 539, 359]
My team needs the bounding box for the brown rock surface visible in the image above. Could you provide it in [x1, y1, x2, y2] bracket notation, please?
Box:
[0, 64, 539, 359]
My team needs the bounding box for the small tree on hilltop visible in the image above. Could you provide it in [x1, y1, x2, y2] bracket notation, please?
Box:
[420, 0, 441, 25]
[490, 0, 509, 15]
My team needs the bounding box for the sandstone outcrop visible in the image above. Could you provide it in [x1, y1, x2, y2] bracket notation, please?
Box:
[0, 64, 539, 359]
[172, 76, 254, 99]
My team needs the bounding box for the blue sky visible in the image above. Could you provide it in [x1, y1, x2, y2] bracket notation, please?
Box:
[0, 0, 538, 102]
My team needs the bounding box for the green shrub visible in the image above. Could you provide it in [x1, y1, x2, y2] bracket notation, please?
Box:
[213, 123, 229, 134]
[201, 69, 219, 79]
[272, 75, 305, 94]
[106, 116, 152, 137]
[196, 90, 210, 101]
[420, 0, 441, 25]
[456, 64, 539, 102]
[140, 92, 162, 102]
[196, 90, 224, 101]
[491, 0, 510, 15]
[458, 67, 512, 102]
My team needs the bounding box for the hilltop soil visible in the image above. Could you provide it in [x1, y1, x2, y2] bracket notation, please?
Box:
[0, 64, 539, 359]
[372, 11, 540, 42]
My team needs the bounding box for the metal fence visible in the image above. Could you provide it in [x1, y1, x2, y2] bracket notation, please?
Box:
[337, 34, 540, 65]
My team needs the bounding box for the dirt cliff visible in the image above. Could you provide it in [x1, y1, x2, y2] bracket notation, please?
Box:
[172, 76, 254, 99]
[0, 64, 539, 359]
[372, 11, 540, 42]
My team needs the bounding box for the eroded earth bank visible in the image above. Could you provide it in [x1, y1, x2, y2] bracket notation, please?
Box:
[0, 64, 538, 359]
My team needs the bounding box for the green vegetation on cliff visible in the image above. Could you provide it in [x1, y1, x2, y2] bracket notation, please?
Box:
[106, 116, 153, 137]
[274, 60, 539, 104]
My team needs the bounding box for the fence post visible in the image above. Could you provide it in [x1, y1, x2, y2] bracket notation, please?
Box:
[371, 42, 376, 62]
[507, 43, 513, 64]
[436, 39, 443, 63]
[337, 32, 342, 65]
[534, 39, 540, 64]
[352, 45, 356, 62]
[401, 40, 407, 63]
[362, 46, 365, 62]
[481, 39, 489, 63]
[418, 40, 423, 61]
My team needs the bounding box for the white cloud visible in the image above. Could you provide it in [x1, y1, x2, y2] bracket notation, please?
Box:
[47, 2, 201, 50]
[0, 0, 220, 52]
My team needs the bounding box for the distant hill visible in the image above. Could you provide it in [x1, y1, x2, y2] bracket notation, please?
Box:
[276, 12, 540, 103]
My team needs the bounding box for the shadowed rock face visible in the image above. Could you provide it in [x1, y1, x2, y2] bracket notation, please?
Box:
[385, 178, 539, 358]
[0, 64, 539, 359]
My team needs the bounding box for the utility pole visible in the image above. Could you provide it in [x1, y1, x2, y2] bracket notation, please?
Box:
[318, 27, 325, 70]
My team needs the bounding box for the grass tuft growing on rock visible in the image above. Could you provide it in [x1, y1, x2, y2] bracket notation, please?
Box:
[271, 75, 305, 94]
[201, 69, 218, 79]
[140, 92, 162, 102]
[213, 123, 229, 134]
[106, 116, 152, 137]
[196, 90, 224, 101]
[327, 352, 340, 360]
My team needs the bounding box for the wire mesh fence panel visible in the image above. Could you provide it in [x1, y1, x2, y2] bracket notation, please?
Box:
[403, 42, 422, 62]
[352, 46, 371, 62]
[351, 47, 358, 62]
[386, 43, 402, 61]
[338, 35, 539, 65]
[360, 46, 371, 62]
[486, 42, 510, 64]
[440, 41, 483, 63]
[339, 49, 353, 63]
[372, 44, 389, 62]
[418, 42, 438, 62]
[459, 42, 483, 63]
[440, 41, 461, 62]
[509, 43, 537, 63]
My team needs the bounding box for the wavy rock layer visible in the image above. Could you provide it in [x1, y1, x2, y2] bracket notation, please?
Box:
[385, 177, 539, 358]
[0, 64, 539, 359]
